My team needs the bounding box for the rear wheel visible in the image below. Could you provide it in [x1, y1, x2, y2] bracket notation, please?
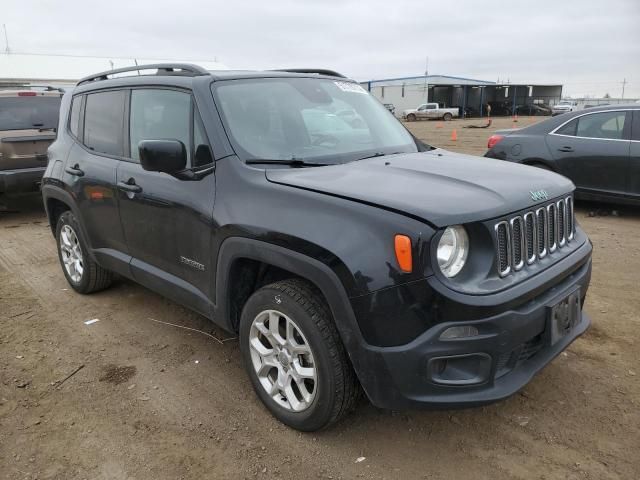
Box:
[239, 279, 359, 431]
[443, 112, 453, 121]
[56, 211, 112, 293]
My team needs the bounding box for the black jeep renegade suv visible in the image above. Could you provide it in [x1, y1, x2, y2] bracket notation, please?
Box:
[42, 64, 592, 431]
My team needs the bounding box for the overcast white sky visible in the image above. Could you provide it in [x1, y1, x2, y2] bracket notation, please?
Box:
[3, 0, 640, 97]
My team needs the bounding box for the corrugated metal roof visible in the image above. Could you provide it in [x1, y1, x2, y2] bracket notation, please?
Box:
[363, 75, 496, 86]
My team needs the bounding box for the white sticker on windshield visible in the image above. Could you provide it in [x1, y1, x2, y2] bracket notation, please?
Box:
[334, 81, 368, 94]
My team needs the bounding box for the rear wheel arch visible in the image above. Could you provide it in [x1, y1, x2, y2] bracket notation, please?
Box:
[523, 159, 557, 172]
[42, 186, 96, 260]
[46, 197, 71, 234]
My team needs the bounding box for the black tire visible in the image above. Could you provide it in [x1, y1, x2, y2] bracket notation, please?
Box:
[443, 112, 453, 121]
[406, 113, 416, 122]
[239, 279, 359, 431]
[55, 210, 112, 294]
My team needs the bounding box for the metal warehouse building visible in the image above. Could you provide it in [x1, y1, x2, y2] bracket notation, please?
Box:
[361, 75, 563, 117]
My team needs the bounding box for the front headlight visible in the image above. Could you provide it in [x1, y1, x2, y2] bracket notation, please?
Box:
[437, 225, 469, 278]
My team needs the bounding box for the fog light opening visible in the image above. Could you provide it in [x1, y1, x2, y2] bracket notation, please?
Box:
[427, 353, 491, 386]
[439, 325, 479, 340]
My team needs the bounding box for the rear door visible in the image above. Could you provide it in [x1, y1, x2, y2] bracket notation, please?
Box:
[629, 110, 640, 197]
[116, 88, 216, 315]
[66, 90, 129, 274]
[546, 110, 631, 198]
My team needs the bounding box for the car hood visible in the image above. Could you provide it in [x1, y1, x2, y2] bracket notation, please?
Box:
[402, 109, 418, 115]
[265, 149, 574, 227]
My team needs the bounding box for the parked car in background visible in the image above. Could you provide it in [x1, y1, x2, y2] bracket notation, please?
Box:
[43, 64, 592, 431]
[402, 102, 458, 121]
[383, 103, 395, 115]
[485, 104, 640, 205]
[552, 100, 578, 116]
[515, 103, 552, 116]
[485, 100, 512, 116]
[0, 88, 63, 198]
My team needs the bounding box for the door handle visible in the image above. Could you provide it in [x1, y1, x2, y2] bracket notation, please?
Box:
[117, 180, 142, 194]
[558, 146, 574, 153]
[65, 164, 84, 176]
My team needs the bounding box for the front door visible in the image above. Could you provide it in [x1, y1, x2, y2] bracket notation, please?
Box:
[546, 110, 631, 198]
[116, 88, 216, 315]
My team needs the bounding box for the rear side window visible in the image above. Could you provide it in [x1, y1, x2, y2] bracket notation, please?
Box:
[555, 118, 577, 136]
[69, 96, 81, 138]
[84, 91, 126, 156]
[576, 111, 627, 140]
[633, 111, 640, 141]
[0, 96, 61, 131]
[129, 89, 191, 162]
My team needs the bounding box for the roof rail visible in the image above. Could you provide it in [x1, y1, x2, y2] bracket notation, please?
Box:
[272, 68, 347, 78]
[76, 63, 210, 86]
[0, 84, 65, 93]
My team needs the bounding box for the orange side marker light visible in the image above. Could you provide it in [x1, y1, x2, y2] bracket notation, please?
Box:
[394, 235, 413, 273]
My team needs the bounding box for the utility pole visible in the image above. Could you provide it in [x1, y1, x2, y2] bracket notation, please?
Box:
[3, 24, 10, 54]
[423, 56, 429, 101]
[621, 78, 627, 99]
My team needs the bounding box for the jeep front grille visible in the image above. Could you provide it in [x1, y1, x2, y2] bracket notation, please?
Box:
[495, 196, 574, 277]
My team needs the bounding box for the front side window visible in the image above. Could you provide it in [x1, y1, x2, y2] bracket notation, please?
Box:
[84, 90, 125, 156]
[633, 110, 640, 141]
[576, 111, 627, 140]
[129, 89, 191, 162]
[213, 77, 418, 164]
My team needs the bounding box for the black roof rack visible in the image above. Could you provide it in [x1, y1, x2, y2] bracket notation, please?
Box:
[272, 68, 347, 78]
[76, 63, 210, 86]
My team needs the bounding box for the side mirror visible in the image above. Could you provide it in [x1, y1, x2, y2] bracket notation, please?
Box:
[139, 140, 187, 174]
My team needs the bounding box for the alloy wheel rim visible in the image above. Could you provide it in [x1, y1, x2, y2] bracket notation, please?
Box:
[249, 309, 317, 412]
[60, 225, 84, 283]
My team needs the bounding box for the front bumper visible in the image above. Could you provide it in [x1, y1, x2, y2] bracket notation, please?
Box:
[0, 167, 46, 194]
[352, 242, 592, 410]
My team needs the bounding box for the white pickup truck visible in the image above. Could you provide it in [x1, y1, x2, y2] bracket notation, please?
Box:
[402, 103, 459, 121]
[551, 100, 579, 116]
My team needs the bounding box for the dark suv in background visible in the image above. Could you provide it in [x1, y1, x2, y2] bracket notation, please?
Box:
[42, 64, 592, 431]
[0, 88, 63, 199]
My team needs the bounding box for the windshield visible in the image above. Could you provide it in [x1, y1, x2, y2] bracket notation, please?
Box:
[0, 96, 61, 131]
[212, 78, 418, 164]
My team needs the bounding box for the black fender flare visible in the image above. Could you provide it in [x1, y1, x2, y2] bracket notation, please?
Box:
[41, 184, 97, 261]
[213, 237, 396, 404]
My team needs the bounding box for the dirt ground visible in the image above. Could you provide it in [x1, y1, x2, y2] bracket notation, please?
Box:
[1, 117, 639, 479]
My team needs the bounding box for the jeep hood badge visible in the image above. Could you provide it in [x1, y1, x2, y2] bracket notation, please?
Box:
[530, 190, 549, 202]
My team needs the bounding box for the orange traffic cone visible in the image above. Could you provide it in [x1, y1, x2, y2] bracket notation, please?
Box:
[451, 129, 457, 141]
[512, 114, 518, 123]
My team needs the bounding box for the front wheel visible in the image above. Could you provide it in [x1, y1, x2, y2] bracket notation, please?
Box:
[443, 112, 453, 121]
[406, 113, 416, 122]
[239, 279, 359, 431]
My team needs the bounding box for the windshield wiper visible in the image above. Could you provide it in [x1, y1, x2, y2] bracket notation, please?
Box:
[245, 159, 330, 167]
[356, 152, 403, 161]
